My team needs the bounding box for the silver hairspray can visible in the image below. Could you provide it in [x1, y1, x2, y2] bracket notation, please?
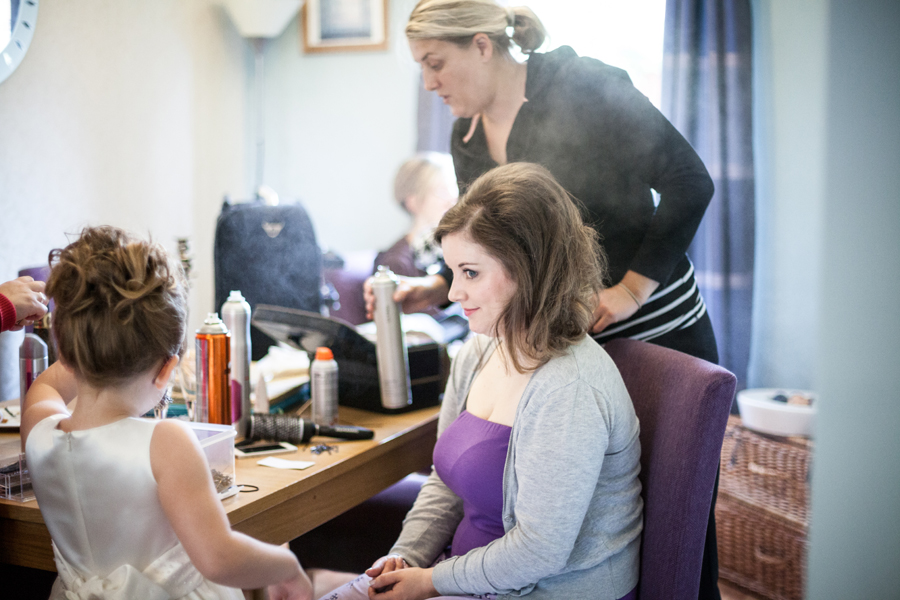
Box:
[372, 266, 412, 410]
[311, 347, 338, 425]
[19, 334, 48, 412]
[222, 291, 252, 435]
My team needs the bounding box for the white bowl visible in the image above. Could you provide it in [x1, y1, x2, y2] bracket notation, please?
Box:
[736, 388, 817, 437]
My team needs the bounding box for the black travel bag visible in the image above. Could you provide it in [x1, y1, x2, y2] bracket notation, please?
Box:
[214, 199, 322, 360]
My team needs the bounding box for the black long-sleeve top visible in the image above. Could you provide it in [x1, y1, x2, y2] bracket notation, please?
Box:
[450, 46, 714, 288]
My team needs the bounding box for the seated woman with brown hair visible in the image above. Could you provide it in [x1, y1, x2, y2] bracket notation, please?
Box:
[322, 162, 643, 600]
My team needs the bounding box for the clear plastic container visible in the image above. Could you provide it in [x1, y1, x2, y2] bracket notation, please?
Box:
[186, 422, 238, 499]
[1, 425, 237, 503]
[0, 439, 33, 502]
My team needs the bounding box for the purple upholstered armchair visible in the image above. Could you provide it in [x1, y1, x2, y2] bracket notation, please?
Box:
[604, 338, 736, 600]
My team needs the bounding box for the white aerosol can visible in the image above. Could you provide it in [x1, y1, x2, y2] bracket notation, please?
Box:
[222, 290, 252, 436]
[371, 266, 412, 410]
[311, 347, 338, 425]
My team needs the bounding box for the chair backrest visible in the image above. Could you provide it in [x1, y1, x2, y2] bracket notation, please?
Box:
[603, 338, 736, 600]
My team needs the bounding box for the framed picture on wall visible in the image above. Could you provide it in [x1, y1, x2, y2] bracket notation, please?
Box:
[302, 0, 389, 53]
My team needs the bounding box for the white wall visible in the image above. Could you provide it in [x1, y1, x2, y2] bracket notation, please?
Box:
[747, 0, 827, 390]
[258, 0, 420, 255]
[752, 0, 900, 594]
[0, 0, 420, 399]
[806, 0, 900, 595]
[0, 0, 247, 399]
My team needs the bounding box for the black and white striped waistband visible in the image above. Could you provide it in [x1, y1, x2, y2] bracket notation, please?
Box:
[592, 258, 707, 344]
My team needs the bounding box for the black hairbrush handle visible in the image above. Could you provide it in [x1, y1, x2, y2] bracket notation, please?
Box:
[248, 413, 374, 444]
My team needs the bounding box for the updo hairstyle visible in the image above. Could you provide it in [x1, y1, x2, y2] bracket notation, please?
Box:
[434, 163, 606, 372]
[393, 152, 456, 213]
[406, 0, 547, 56]
[46, 226, 187, 388]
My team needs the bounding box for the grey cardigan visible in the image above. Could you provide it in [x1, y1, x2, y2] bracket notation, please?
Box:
[389, 335, 643, 599]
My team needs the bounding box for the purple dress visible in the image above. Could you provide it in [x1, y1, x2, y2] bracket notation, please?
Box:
[433, 410, 511, 557]
[315, 408, 637, 600]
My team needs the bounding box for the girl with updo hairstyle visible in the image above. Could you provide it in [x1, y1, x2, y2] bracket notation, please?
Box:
[326, 163, 643, 600]
[21, 226, 313, 600]
[46, 226, 188, 387]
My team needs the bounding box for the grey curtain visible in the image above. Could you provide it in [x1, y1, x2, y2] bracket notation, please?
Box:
[662, 0, 755, 386]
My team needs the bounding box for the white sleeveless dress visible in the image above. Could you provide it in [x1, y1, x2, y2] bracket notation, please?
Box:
[26, 414, 244, 600]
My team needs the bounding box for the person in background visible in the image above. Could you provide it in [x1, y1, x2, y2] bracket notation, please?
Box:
[365, 1, 722, 596]
[21, 226, 312, 600]
[374, 152, 458, 278]
[0, 276, 48, 332]
[324, 163, 642, 600]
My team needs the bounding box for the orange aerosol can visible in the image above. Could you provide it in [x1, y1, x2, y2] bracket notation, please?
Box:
[195, 313, 231, 424]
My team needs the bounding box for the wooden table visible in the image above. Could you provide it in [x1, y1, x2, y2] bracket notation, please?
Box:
[0, 405, 439, 572]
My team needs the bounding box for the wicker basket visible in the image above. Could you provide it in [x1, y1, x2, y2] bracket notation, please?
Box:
[719, 416, 812, 526]
[716, 416, 812, 599]
[717, 493, 807, 600]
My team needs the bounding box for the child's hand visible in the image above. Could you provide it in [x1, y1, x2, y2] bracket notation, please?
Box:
[267, 571, 313, 600]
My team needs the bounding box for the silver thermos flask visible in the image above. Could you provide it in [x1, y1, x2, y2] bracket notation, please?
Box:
[372, 266, 412, 410]
[20, 334, 49, 411]
[221, 291, 252, 435]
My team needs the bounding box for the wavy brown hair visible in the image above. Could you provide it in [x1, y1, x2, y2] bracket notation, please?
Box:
[434, 163, 606, 372]
[46, 226, 187, 387]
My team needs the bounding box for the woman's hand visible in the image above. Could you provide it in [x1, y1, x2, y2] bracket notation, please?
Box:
[0, 276, 49, 330]
[367, 567, 437, 600]
[590, 271, 659, 334]
[364, 274, 450, 320]
[365, 554, 409, 579]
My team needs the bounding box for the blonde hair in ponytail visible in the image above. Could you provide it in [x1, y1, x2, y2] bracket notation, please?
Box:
[406, 0, 547, 55]
[47, 226, 187, 387]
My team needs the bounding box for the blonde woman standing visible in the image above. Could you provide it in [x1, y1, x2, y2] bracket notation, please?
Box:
[398, 0, 717, 364]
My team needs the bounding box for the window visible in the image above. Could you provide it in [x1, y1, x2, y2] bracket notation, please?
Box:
[517, 0, 666, 107]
